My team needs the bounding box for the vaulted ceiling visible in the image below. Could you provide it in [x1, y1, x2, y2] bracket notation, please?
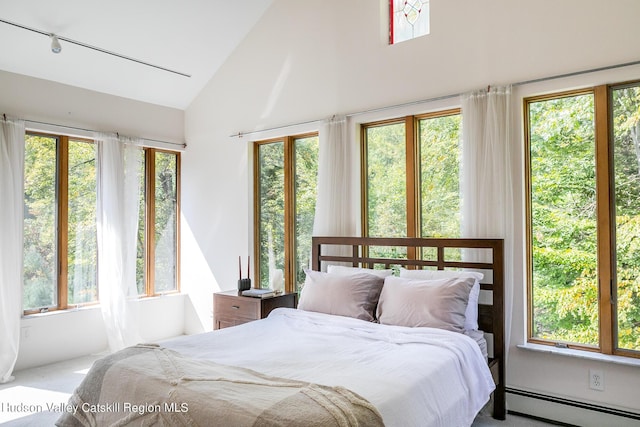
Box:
[0, 0, 273, 109]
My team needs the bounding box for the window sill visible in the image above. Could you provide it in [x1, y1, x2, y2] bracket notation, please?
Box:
[517, 343, 640, 367]
[22, 304, 101, 319]
[22, 293, 186, 319]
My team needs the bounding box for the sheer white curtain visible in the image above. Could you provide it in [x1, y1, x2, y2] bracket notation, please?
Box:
[461, 86, 514, 355]
[312, 116, 355, 266]
[313, 116, 355, 236]
[0, 118, 25, 383]
[95, 133, 143, 352]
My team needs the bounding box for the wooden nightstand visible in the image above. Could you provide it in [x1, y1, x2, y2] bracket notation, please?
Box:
[213, 290, 297, 330]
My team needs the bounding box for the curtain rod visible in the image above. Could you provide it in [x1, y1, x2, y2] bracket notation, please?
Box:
[230, 58, 640, 139]
[22, 119, 186, 149]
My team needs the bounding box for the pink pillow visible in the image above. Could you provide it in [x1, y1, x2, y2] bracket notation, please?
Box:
[298, 270, 385, 321]
[377, 276, 475, 332]
[399, 268, 483, 330]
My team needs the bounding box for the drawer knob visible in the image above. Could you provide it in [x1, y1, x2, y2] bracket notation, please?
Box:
[231, 305, 240, 309]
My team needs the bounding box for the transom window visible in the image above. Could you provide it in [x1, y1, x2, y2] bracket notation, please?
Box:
[389, 0, 430, 44]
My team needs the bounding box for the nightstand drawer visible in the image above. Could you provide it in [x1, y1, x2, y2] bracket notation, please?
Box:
[213, 290, 298, 330]
[214, 294, 260, 322]
[216, 317, 253, 330]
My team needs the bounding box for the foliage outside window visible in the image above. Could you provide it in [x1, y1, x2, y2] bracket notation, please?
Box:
[526, 83, 640, 355]
[612, 84, 640, 352]
[364, 121, 407, 244]
[527, 93, 599, 347]
[137, 149, 180, 296]
[389, 0, 430, 44]
[23, 134, 98, 312]
[419, 113, 461, 238]
[254, 134, 318, 294]
[362, 111, 461, 259]
[23, 133, 180, 314]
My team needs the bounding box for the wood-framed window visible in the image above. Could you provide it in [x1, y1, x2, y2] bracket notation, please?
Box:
[525, 82, 640, 356]
[138, 148, 181, 296]
[361, 110, 462, 258]
[22, 133, 180, 314]
[23, 133, 98, 313]
[253, 133, 318, 293]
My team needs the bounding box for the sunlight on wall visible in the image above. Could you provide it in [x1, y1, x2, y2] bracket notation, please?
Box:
[180, 215, 219, 334]
[261, 55, 292, 120]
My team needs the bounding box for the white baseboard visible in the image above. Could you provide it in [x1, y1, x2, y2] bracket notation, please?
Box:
[507, 388, 640, 427]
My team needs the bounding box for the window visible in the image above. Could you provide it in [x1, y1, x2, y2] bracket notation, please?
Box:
[364, 120, 407, 243]
[254, 134, 318, 293]
[137, 149, 181, 296]
[23, 133, 180, 314]
[611, 84, 640, 353]
[362, 110, 461, 257]
[418, 113, 462, 238]
[23, 134, 98, 313]
[526, 83, 640, 356]
[389, 0, 430, 45]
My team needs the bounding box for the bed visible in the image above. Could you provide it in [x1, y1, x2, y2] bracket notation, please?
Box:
[56, 236, 505, 427]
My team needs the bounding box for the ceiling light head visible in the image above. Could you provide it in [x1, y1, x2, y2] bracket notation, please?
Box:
[50, 34, 61, 54]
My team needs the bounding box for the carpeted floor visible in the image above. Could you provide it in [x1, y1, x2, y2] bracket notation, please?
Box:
[0, 354, 102, 426]
[1, 354, 557, 426]
[472, 413, 560, 426]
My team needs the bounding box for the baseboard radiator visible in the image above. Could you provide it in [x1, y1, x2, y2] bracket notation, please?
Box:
[506, 387, 640, 421]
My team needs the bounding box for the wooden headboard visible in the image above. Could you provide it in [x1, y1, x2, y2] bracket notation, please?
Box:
[311, 236, 506, 420]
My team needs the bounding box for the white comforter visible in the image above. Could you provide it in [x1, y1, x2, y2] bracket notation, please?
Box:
[162, 308, 495, 427]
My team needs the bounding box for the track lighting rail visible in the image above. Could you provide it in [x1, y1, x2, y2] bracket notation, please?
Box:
[0, 18, 191, 78]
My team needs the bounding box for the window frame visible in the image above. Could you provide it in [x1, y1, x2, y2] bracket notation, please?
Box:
[22, 133, 181, 315]
[23, 132, 98, 314]
[360, 109, 461, 255]
[142, 147, 182, 297]
[253, 132, 318, 294]
[361, 117, 416, 241]
[524, 82, 639, 358]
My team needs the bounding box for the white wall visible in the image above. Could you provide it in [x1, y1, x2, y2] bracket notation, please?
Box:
[183, 0, 640, 424]
[0, 70, 184, 144]
[15, 294, 185, 371]
[0, 70, 187, 370]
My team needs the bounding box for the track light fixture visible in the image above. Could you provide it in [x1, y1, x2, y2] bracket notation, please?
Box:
[50, 34, 61, 53]
[0, 18, 190, 77]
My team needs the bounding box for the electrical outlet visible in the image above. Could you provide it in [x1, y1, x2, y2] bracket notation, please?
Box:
[589, 369, 604, 391]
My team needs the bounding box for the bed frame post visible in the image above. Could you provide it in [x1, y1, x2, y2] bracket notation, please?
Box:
[492, 239, 506, 420]
[312, 240, 320, 271]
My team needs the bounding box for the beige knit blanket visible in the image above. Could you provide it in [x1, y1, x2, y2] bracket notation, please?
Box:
[56, 344, 384, 427]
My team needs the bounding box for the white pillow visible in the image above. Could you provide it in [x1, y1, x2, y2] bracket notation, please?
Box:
[399, 268, 483, 330]
[376, 276, 475, 333]
[298, 269, 385, 321]
[327, 265, 394, 278]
